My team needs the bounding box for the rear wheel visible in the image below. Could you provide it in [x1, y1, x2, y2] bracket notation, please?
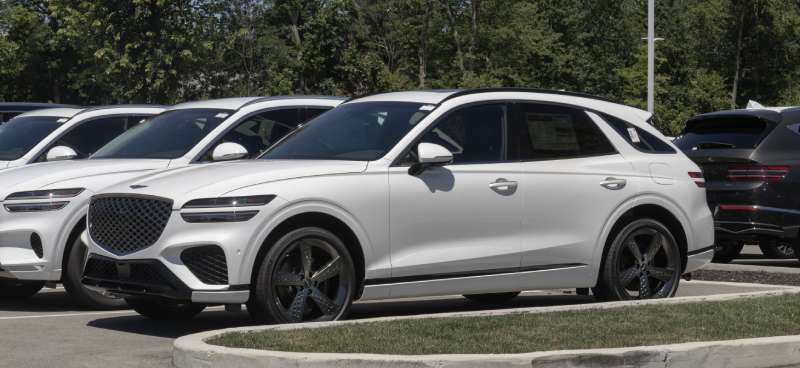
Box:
[125, 298, 206, 320]
[63, 237, 125, 309]
[759, 240, 796, 259]
[463, 292, 521, 304]
[0, 279, 45, 299]
[594, 218, 682, 301]
[248, 227, 356, 324]
[713, 239, 744, 263]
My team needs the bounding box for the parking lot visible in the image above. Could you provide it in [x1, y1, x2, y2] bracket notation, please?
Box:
[0, 270, 791, 368]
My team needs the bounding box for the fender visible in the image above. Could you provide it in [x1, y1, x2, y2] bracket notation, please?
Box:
[48, 203, 91, 274]
[237, 198, 380, 285]
[589, 192, 693, 284]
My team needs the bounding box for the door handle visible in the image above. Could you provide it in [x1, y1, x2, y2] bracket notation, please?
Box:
[600, 177, 627, 190]
[489, 179, 518, 191]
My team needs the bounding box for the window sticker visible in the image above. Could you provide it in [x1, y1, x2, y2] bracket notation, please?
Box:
[419, 105, 436, 111]
[215, 112, 230, 119]
[526, 113, 579, 151]
[56, 118, 69, 124]
[627, 127, 641, 143]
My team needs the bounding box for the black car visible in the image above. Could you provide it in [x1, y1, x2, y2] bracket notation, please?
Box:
[674, 107, 800, 262]
[0, 102, 77, 125]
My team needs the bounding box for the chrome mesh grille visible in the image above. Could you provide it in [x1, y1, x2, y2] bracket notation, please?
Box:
[88, 196, 173, 255]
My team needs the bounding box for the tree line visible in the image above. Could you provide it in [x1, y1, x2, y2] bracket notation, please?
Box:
[1, 0, 798, 134]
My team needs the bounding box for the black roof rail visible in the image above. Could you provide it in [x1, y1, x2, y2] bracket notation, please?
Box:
[72, 104, 168, 118]
[238, 95, 347, 110]
[439, 87, 620, 105]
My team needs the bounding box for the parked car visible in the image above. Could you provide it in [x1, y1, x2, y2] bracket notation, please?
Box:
[0, 102, 78, 125]
[0, 96, 343, 308]
[674, 107, 800, 262]
[0, 105, 163, 170]
[81, 89, 714, 322]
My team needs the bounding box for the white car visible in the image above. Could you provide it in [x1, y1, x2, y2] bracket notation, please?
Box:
[0, 96, 343, 307]
[0, 106, 164, 169]
[82, 89, 715, 322]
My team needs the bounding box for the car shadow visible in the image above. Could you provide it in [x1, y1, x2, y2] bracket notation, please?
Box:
[86, 292, 595, 338]
[0, 289, 127, 313]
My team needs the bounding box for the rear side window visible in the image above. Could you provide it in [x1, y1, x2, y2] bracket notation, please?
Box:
[509, 103, 616, 161]
[602, 114, 675, 153]
[674, 117, 770, 150]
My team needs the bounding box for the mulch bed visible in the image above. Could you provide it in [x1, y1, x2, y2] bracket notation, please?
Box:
[694, 269, 800, 287]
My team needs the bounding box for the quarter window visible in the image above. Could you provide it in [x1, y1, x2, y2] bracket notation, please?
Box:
[509, 104, 616, 160]
[603, 114, 675, 153]
[414, 104, 506, 164]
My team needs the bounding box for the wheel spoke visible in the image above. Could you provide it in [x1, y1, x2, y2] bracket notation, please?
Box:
[274, 271, 304, 286]
[638, 272, 651, 298]
[300, 242, 313, 279]
[619, 266, 640, 287]
[311, 256, 342, 283]
[649, 267, 674, 282]
[644, 233, 663, 262]
[287, 288, 310, 322]
[625, 240, 643, 262]
[309, 286, 339, 315]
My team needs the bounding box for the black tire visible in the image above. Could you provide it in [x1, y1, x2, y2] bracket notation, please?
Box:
[759, 240, 796, 259]
[0, 279, 45, 299]
[463, 292, 521, 304]
[593, 218, 682, 301]
[125, 298, 206, 320]
[62, 237, 126, 309]
[248, 227, 356, 324]
[712, 239, 744, 263]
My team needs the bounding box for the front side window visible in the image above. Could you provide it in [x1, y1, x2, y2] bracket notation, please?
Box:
[509, 104, 616, 160]
[262, 102, 429, 161]
[204, 108, 307, 161]
[39, 115, 145, 160]
[0, 116, 63, 161]
[92, 109, 232, 159]
[412, 104, 506, 164]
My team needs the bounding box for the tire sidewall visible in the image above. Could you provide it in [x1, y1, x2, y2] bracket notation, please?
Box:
[63, 237, 125, 309]
[601, 218, 681, 301]
[250, 227, 356, 324]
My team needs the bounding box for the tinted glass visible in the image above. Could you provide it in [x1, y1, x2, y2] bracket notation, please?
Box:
[602, 114, 675, 153]
[674, 117, 769, 150]
[509, 104, 616, 160]
[414, 104, 505, 164]
[205, 108, 305, 161]
[92, 109, 232, 159]
[0, 116, 63, 160]
[41, 115, 142, 160]
[262, 102, 429, 161]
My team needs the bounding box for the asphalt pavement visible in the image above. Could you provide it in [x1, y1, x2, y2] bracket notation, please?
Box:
[0, 278, 788, 368]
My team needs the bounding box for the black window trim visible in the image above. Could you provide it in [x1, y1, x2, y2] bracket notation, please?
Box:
[190, 105, 334, 163]
[598, 113, 677, 155]
[31, 113, 149, 163]
[390, 99, 620, 167]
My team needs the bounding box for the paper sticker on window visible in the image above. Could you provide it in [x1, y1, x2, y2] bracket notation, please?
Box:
[627, 127, 641, 143]
[215, 112, 230, 119]
[56, 118, 69, 123]
[419, 105, 435, 111]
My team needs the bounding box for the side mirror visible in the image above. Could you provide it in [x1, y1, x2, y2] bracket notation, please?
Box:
[46, 146, 78, 162]
[212, 142, 249, 162]
[409, 143, 453, 176]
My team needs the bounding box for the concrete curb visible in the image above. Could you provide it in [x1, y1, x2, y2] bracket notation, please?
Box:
[174, 286, 800, 368]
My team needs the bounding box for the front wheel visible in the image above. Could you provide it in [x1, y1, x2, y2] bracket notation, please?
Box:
[759, 240, 796, 259]
[63, 237, 125, 309]
[0, 279, 45, 299]
[248, 227, 356, 324]
[593, 218, 682, 301]
[125, 298, 206, 320]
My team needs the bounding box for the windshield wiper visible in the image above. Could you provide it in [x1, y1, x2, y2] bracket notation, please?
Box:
[694, 141, 736, 149]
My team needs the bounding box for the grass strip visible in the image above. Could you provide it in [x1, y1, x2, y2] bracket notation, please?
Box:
[210, 294, 800, 355]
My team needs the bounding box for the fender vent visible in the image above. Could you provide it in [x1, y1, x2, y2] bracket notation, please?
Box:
[181, 245, 228, 285]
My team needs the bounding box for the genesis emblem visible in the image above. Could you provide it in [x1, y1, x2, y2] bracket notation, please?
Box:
[130, 185, 148, 189]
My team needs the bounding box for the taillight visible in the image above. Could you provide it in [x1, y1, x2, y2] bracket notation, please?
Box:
[689, 172, 705, 187]
[727, 165, 790, 183]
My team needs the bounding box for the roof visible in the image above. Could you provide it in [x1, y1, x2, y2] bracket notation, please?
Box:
[0, 102, 79, 111]
[170, 96, 346, 111]
[14, 107, 85, 119]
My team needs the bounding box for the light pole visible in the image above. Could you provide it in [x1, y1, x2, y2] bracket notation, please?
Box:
[647, 0, 655, 113]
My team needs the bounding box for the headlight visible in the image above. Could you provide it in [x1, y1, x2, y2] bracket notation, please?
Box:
[180, 195, 275, 223]
[182, 195, 275, 209]
[3, 188, 85, 213]
[6, 188, 85, 200]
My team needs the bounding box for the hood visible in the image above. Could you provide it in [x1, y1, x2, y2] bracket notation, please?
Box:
[0, 159, 170, 200]
[103, 160, 368, 206]
[0, 161, 8, 169]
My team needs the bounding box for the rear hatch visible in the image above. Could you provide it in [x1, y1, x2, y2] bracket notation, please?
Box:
[674, 113, 782, 208]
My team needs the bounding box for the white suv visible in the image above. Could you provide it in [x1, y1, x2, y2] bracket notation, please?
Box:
[0, 106, 164, 169]
[83, 89, 715, 322]
[0, 97, 342, 307]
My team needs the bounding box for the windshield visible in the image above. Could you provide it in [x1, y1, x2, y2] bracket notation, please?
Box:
[262, 102, 430, 161]
[674, 117, 771, 150]
[92, 109, 233, 159]
[0, 116, 64, 160]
